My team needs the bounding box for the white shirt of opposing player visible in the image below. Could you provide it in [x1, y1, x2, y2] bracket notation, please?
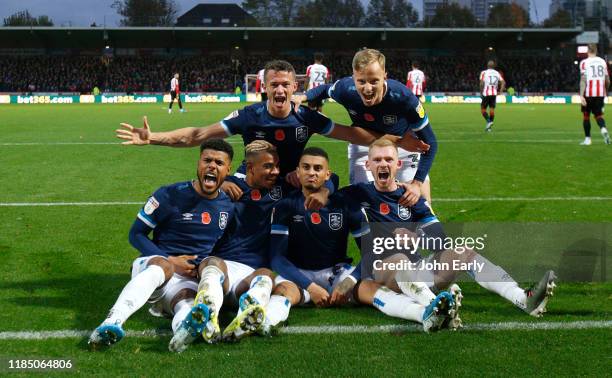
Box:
[407, 69, 425, 96]
[480, 69, 503, 96]
[580, 57, 609, 97]
[257, 69, 265, 94]
[306, 64, 329, 89]
[170, 77, 178, 92]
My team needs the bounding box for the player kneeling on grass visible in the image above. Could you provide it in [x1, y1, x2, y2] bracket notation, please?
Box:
[345, 138, 556, 323]
[89, 139, 235, 350]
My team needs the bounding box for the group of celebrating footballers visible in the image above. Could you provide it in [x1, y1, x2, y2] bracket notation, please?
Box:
[89, 49, 557, 352]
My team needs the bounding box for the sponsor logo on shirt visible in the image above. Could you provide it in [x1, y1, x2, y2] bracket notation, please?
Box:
[379, 203, 390, 215]
[219, 212, 228, 229]
[310, 212, 322, 224]
[144, 196, 159, 215]
[383, 115, 397, 125]
[329, 213, 343, 230]
[275, 129, 285, 141]
[201, 212, 211, 224]
[398, 205, 411, 220]
[295, 126, 308, 143]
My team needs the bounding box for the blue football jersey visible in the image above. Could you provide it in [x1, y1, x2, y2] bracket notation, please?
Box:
[270, 191, 369, 280]
[211, 175, 296, 268]
[135, 181, 235, 264]
[220, 102, 334, 176]
[306, 77, 429, 136]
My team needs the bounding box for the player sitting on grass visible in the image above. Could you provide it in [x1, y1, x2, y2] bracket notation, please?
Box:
[88, 139, 235, 350]
[345, 138, 556, 320]
[115, 59, 428, 188]
[169, 140, 336, 351]
[265, 147, 454, 333]
[295, 48, 435, 205]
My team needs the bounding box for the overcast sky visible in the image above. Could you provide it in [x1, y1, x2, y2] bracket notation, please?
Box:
[0, 0, 551, 27]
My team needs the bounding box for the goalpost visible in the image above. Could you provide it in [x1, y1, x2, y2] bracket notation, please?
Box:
[245, 73, 309, 102]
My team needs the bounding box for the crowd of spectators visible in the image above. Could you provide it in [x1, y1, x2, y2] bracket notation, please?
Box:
[0, 52, 580, 94]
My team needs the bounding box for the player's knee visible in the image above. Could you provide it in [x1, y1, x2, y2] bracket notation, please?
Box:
[170, 288, 196, 310]
[199, 256, 225, 274]
[253, 268, 274, 280]
[273, 281, 301, 304]
[148, 256, 174, 281]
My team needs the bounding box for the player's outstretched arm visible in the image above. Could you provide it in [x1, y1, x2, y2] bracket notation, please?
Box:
[116, 116, 228, 147]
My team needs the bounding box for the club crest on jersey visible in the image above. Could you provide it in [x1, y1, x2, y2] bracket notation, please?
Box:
[383, 115, 397, 125]
[310, 212, 322, 224]
[269, 186, 282, 201]
[275, 129, 285, 141]
[219, 212, 228, 229]
[416, 103, 425, 119]
[201, 212, 211, 225]
[144, 196, 159, 215]
[329, 213, 343, 230]
[251, 189, 262, 201]
[295, 126, 308, 143]
[364, 113, 375, 122]
[398, 205, 411, 220]
[379, 203, 390, 215]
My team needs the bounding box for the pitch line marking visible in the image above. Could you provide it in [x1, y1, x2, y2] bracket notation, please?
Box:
[0, 320, 610, 340]
[2, 197, 612, 207]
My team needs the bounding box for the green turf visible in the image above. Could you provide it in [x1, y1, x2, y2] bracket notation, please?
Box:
[0, 103, 610, 376]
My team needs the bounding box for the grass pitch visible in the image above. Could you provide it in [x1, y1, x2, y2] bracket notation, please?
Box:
[0, 102, 610, 376]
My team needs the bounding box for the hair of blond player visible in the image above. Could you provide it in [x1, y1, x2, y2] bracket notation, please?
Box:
[352, 48, 386, 72]
[368, 138, 398, 157]
[245, 140, 278, 162]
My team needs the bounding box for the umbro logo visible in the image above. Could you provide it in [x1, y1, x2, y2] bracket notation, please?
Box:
[293, 215, 304, 222]
[348, 109, 357, 115]
[255, 131, 266, 139]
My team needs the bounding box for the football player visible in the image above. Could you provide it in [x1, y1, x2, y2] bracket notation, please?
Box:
[579, 43, 610, 145]
[345, 139, 556, 320]
[297, 49, 435, 205]
[479, 60, 505, 132]
[116, 59, 428, 189]
[88, 140, 235, 351]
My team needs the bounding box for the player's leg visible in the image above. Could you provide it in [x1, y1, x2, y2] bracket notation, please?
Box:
[168, 288, 201, 353]
[260, 280, 301, 336]
[488, 98, 496, 125]
[194, 256, 229, 343]
[89, 256, 174, 347]
[431, 242, 556, 317]
[222, 266, 273, 342]
[348, 144, 371, 185]
[169, 91, 175, 113]
[480, 97, 491, 130]
[581, 103, 593, 145]
[593, 98, 610, 144]
[177, 93, 184, 112]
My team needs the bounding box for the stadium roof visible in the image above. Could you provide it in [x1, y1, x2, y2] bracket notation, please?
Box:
[0, 27, 583, 50]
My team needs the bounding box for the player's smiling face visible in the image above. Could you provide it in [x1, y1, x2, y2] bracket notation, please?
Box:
[366, 146, 400, 191]
[353, 61, 387, 107]
[196, 149, 231, 197]
[266, 70, 297, 115]
[297, 155, 331, 192]
[247, 152, 280, 189]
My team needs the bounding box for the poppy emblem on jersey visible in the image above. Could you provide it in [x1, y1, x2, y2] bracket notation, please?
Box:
[329, 213, 343, 230]
[269, 186, 282, 201]
[364, 113, 375, 122]
[275, 129, 285, 141]
[251, 189, 262, 201]
[144, 196, 159, 215]
[398, 205, 411, 220]
[379, 203, 390, 215]
[201, 212, 211, 224]
[416, 103, 425, 119]
[310, 212, 322, 224]
[295, 126, 308, 143]
[383, 115, 397, 125]
[219, 212, 228, 229]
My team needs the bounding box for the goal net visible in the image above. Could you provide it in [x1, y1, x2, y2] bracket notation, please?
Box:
[245, 74, 308, 102]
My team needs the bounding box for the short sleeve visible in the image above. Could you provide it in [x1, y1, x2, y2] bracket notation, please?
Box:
[220, 108, 249, 136]
[137, 187, 172, 229]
